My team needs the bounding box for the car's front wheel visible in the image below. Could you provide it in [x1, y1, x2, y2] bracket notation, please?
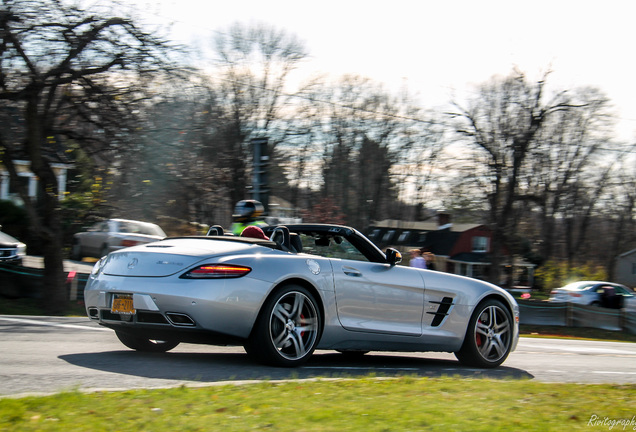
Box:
[455, 299, 513, 368]
[115, 330, 180, 353]
[245, 284, 321, 367]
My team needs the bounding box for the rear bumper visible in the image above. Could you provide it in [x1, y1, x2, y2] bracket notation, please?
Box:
[84, 273, 271, 339]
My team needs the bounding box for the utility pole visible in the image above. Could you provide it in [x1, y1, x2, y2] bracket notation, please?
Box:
[251, 138, 269, 212]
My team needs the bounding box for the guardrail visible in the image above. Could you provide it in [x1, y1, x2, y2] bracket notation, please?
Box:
[0, 263, 89, 301]
[518, 299, 636, 334]
[2, 264, 635, 335]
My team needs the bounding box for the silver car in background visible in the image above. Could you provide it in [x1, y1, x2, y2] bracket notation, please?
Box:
[0, 229, 26, 265]
[72, 218, 166, 260]
[549, 281, 635, 308]
[84, 223, 519, 368]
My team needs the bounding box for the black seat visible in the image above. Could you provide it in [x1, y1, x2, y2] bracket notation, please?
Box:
[289, 233, 302, 253]
[206, 225, 224, 236]
[270, 226, 291, 251]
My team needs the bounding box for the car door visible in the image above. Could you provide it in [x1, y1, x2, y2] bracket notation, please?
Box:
[333, 259, 425, 336]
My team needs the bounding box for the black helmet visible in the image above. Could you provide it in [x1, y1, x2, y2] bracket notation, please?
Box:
[233, 200, 264, 221]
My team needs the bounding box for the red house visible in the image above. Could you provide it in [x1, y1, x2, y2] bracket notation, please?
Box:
[367, 217, 534, 288]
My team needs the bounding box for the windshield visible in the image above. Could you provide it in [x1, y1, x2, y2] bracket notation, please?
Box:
[267, 224, 386, 263]
[298, 233, 370, 262]
[562, 282, 594, 291]
[118, 222, 165, 237]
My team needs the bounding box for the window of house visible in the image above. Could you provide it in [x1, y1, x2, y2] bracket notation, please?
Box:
[472, 236, 489, 252]
[473, 265, 486, 279]
[397, 231, 410, 243]
[459, 263, 468, 276]
[8, 175, 30, 196]
[382, 230, 395, 243]
[369, 229, 381, 240]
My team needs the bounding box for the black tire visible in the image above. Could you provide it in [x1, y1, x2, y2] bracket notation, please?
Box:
[454, 299, 513, 368]
[245, 284, 321, 367]
[590, 301, 601, 307]
[115, 330, 180, 353]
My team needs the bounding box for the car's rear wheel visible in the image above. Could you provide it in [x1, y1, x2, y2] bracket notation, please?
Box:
[454, 299, 513, 368]
[115, 330, 180, 353]
[245, 284, 321, 367]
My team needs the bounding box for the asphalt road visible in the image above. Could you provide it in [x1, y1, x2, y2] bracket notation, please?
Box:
[1, 316, 636, 397]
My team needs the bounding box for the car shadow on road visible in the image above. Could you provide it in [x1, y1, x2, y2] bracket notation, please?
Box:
[59, 349, 533, 384]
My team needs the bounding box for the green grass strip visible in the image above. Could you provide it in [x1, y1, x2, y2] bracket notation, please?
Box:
[1, 377, 634, 431]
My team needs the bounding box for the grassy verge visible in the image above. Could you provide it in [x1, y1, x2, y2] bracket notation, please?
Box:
[520, 324, 636, 343]
[1, 377, 634, 431]
[0, 298, 86, 316]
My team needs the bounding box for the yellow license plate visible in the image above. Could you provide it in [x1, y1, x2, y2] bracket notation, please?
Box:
[111, 294, 136, 315]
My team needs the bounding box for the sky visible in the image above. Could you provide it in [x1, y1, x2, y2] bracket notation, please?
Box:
[120, 0, 636, 141]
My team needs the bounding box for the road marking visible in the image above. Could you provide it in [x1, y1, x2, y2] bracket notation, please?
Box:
[518, 344, 636, 355]
[0, 316, 110, 331]
[304, 366, 419, 371]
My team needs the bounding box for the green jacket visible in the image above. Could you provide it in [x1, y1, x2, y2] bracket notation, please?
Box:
[231, 220, 268, 236]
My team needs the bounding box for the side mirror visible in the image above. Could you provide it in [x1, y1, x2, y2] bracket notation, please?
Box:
[385, 248, 402, 266]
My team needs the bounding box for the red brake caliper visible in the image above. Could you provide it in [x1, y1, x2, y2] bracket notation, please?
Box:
[476, 316, 484, 347]
[300, 313, 305, 338]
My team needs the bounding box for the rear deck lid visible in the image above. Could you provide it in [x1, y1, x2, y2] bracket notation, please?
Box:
[100, 237, 268, 277]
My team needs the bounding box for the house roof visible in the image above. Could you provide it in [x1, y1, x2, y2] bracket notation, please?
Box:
[372, 219, 481, 233]
[618, 248, 636, 258]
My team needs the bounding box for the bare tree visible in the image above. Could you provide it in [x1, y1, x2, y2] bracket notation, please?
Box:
[209, 22, 309, 208]
[450, 71, 584, 285]
[525, 87, 616, 264]
[0, 0, 180, 313]
[595, 151, 636, 277]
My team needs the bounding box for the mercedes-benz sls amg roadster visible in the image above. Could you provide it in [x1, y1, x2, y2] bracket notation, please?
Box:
[85, 224, 519, 368]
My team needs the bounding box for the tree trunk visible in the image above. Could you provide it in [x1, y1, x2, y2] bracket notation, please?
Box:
[24, 94, 67, 314]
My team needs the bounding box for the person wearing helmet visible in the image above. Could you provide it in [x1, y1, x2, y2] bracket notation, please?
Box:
[230, 200, 268, 236]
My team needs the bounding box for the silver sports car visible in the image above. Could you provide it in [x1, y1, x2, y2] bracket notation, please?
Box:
[84, 224, 519, 368]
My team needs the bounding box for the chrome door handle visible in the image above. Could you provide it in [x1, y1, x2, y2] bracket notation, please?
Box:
[343, 266, 362, 277]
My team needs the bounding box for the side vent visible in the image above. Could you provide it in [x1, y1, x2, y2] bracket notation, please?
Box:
[427, 297, 454, 327]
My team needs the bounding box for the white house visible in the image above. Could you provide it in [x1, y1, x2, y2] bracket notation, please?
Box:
[615, 248, 636, 288]
[0, 160, 71, 204]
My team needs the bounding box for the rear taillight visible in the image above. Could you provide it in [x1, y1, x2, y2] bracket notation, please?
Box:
[568, 293, 582, 298]
[121, 240, 140, 247]
[180, 264, 252, 279]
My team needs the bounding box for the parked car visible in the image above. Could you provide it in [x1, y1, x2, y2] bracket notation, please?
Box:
[549, 281, 635, 309]
[0, 228, 26, 265]
[85, 223, 519, 368]
[72, 219, 166, 260]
